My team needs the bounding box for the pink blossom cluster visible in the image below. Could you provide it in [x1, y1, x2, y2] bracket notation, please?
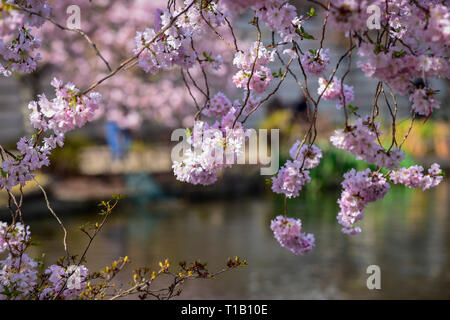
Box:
[409, 87, 441, 116]
[422, 4, 450, 45]
[357, 45, 418, 95]
[0, 79, 101, 190]
[415, 55, 449, 80]
[390, 163, 443, 191]
[36, 0, 232, 129]
[329, 0, 375, 32]
[232, 42, 275, 94]
[271, 160, 311, 198]
[5, 1, 51, 28]
[219, 0, 304, 43]
[176, 1, 225, 35]
[134, 27, 192, 74]
[0, 0, 51, 76]
[357, 45, 449, 97]
[352, 2, 449, 112]
[202, 92, 233, 118]
[318, 77, 354, 109]
[289, 142, 323, 169]
[232, 67, 273, 94]
[135, 2, 226, 75]
[39, 264, 89, 300]
[173, 113, 247, 185]
[254, 1, 302, 42]
[0, 136, 48, 190]
[0, 27, 41, 76]
[0, 222, 30, 254]
[0, 221, 36, 300]
[388, 2, 450, 47]
[330, 118, 405, 170]
[270, 216, 315, 255]
[206, 92, 261, 119]
[232, 41, 274, 71]
[28, 78, 101, 135]
[301, 49, 330, 76]
[0, 221, 89, 300]
[216, 0, 305, 43]
[0, 253, 38, 300]
[234, 93, 261, 117]
[272, 143, 322, 198]
[337, 169, 390, 235]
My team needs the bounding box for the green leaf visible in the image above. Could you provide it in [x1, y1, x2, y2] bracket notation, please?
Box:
[302, 32, 315, 40]
[186, 127, 192, 138]
[392, 49, 407, 58]
[298, 26, 315, 40]
[12, 290, 23, 297]
[202, 51, 214, 62]
[308, 7, 317, 17]
[97, 201, 107, 207]
[0, 287, 11, 296]
[348, 104, 359, 115]
[112, 194, 121, 200]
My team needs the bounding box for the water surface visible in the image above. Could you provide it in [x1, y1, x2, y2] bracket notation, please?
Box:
[24, 181, 450, 299]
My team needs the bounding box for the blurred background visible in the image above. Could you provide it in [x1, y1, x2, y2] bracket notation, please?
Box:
[0, 0, 449, 299]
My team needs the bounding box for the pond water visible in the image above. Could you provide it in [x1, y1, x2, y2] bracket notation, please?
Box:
[23, 180, 450, 299]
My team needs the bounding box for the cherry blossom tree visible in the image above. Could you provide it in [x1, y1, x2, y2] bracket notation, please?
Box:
[0, 0, 448, 299]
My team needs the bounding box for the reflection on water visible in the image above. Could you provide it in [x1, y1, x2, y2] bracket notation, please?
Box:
[25, 181, 450, 299]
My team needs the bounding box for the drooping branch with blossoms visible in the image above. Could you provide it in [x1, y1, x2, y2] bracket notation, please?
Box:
[0, 0, 448, 299]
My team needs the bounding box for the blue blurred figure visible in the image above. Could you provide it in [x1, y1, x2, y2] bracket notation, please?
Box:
[105, 121, 132, 159]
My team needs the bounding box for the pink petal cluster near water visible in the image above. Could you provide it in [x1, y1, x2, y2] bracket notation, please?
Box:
[330, 117, 405, 170]
[271, 160, 311, 199]
[390, 163, 443, 191]
[338, 163, 443, 236]
[270, 216, 315, 255]
[172, 108, 247, 185]
[337, 168, 390, 235]
[272, 143, 322, 199]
